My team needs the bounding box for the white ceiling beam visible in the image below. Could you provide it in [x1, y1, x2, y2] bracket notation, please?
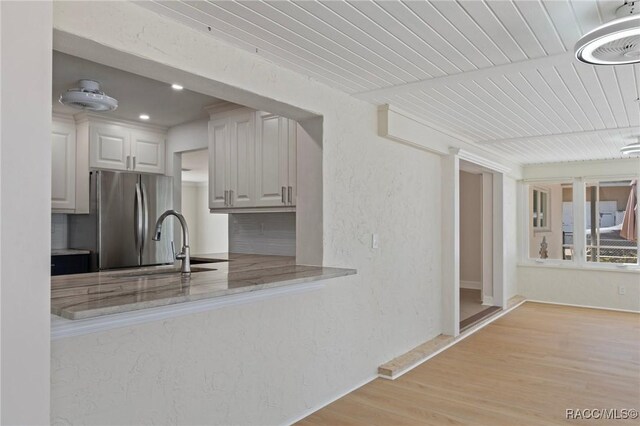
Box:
[476, 125, 640, 146]
[353, 51, 575, 100]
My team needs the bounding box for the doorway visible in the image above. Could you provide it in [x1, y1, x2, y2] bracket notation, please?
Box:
[180, 149, 228, 255]
[459, 161, 501, 331]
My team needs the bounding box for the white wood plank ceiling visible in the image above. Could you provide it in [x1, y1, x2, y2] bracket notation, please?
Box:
[142, 0, 640, 165]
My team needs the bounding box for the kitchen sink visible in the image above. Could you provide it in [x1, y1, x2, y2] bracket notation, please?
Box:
[109, 266, 216, 278]
[189, 258, 229, 265]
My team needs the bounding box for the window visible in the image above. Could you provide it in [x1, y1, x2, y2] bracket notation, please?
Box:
[532, 188, 550, 230]
[528, 183, 574, 260]
[585, 180, 638, 265]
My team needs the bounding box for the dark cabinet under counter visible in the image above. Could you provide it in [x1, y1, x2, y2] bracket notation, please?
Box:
[51, 250, 90, 276]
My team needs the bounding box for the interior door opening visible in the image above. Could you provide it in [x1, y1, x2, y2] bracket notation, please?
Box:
[459, 162, 500, 331]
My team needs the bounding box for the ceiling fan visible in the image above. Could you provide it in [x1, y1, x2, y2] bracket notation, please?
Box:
[575, 1, 640, 65]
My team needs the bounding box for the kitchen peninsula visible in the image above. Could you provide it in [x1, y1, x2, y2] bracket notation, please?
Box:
[51, 253, 356, 336]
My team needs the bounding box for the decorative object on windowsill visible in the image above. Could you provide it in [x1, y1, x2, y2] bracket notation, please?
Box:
[574, 1, 640, 65]
[539, 237, 549, 259]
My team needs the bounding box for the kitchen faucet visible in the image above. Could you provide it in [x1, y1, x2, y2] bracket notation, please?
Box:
[152, 210, 191, 276]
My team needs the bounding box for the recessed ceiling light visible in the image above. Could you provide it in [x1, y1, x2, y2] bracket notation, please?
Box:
[575, 2, 640, 65]
[139, 114, 150, 120]
[171, 84, 183, 90]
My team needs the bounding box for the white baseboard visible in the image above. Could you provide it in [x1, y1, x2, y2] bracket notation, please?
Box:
[283, 374, 377, 425]
[460, 280, 481, 290]
[526, 299, 640, 314]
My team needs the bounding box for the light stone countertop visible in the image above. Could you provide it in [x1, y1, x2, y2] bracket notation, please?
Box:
[51, 253, 356, 320]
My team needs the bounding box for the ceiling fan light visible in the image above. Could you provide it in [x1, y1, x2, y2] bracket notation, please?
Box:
[575, 12, 640, 65]
[621, 141, 640, 154]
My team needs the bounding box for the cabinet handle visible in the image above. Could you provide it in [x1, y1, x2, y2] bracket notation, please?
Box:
[126, 155, 131, 169]
[132, 156, 136, 170]
[288, 186, 293, 205]
[229, 190, 234, 206]
[281, 186, 286, 204]
[224, 190, 228, 206]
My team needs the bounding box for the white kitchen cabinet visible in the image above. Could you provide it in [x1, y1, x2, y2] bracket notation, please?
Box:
[208, 117, 229, 209]
[89, 123, 165, 174]
[130, 129, 165, 174]
[228, 111, 255, 208]
[89, 123, 131, 171]
[208, 108, 295, 211]
[255, 111, 296, 207]
[208, 110, 256, 209]
[51, 118, 77, 211]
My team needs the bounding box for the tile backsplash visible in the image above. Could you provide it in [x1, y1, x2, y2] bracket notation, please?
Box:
[51, 214, 69, 249]
[229, 213, 295, 256]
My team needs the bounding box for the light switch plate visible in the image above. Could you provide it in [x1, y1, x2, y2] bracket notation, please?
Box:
[372, 233, 379, 249]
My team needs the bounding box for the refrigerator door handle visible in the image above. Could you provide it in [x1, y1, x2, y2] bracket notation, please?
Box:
[140, 182, 149, 256]
[134, 182, 143, 254]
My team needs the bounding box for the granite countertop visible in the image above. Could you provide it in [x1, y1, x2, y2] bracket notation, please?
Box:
[51, 249, 91, 256]
[51, 253, 356, 320]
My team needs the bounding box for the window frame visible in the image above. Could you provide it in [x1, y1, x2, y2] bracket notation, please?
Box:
[582, 178, 639, 267]
[524, 180, 574, 264]
[531, 186, 551, 232]
[521, 175, 640, 272]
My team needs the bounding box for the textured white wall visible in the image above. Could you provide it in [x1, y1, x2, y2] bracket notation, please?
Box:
[51, 2, 444, 424]
[1, 2, 52, 423]
[504, 176, 519, 299]
[518, 266, 640, 312]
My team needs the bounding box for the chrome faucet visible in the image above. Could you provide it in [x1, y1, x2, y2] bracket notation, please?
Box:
[152, 210, 191, 276]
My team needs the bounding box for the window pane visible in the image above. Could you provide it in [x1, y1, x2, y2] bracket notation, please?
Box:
[533, 190, 538, 227]
[529, 183, 573, 259]
[586, 180, 638, 264]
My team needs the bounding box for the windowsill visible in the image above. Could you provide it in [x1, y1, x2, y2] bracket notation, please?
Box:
[532, 228, 552, 234]
[518, 261, 640, 274]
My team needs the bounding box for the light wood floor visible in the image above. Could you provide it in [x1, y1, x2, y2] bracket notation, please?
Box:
[298, 303, 640, 425]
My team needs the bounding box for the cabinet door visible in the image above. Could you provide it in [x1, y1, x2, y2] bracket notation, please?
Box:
[286, 119, 297, 206]
[228, 111, 255, 208]
[208, 118, 229, 209]
[89, 123, 130, 171]
[51, 120, 76, 211]
[255, 112, 288, 207]
[131, 130, 165, 174]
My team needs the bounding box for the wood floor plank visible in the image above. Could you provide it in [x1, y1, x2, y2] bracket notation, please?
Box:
[297, 302, 640, 425]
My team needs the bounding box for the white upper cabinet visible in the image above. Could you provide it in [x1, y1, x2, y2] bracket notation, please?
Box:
[208, 107, 296, 211]
[51, 118, 77, 211]
[89, 123, 130, 171]
[87, 118, 166, 174]
[130, 129, 165, 174]
[286, 118, 297, 207]
[208, 117, 229, 209]
[255, 112, 288, 207]
[228, 111, 256, 208]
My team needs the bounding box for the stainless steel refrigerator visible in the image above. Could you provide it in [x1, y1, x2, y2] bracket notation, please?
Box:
[68, 170, 174, 271]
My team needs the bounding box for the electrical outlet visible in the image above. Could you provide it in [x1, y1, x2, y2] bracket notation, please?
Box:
[372, 233, 379, 249]
[618, 285, 626, 295]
